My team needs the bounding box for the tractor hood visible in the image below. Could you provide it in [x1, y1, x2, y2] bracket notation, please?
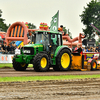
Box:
[24, 44, 43, 48]
[14, 44, 44, 64]
[23, 44, 44, 55]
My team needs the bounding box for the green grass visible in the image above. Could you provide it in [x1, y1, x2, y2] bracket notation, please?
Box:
[0, 63, 33, 68]
[0, 63, 13, 68]
[0, 64, 100, 82]
[0, 74, 100, 82]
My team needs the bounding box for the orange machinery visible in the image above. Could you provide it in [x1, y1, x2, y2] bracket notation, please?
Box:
[5, 22, 50, 45]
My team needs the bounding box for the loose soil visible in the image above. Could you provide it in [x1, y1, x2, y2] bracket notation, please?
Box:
[0, 68, 100, 100]
[0, 78, 100, 100]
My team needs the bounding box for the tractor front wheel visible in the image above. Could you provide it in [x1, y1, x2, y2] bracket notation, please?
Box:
[33, 53, 49, 72]
[13, 59, 28, 71]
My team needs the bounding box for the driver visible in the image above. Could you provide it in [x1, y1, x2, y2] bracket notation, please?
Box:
[73, 43, 82, 54]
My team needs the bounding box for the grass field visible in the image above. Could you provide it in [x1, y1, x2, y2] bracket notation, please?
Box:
[0, 74, 100, 82]
[0, 63, 33, 68]
[0, 63, 100, 82]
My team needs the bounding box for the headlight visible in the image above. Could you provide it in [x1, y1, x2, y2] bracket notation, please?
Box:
[23, 50, 31, 53]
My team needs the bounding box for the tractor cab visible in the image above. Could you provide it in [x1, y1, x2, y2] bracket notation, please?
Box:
[31, 31, 62, 54]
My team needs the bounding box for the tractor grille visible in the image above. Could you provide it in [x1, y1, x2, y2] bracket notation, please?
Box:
[22, 47, 34, 55]
[9, 25, 24, 37]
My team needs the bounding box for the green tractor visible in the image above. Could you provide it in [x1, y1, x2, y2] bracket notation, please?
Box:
[13, 30, 72, 72]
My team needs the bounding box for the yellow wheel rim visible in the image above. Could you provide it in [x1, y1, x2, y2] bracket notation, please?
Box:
[93, 62, 96, 69]
[41, 57, 47, 68]
[61, 53, 70, 69]
[20, 64, 26, 67]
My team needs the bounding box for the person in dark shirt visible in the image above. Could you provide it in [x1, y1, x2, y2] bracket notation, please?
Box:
[95, 46, 99, 52]
[7, 44, 12, 54]
[73, 43, 82, 54]
[2, 42, 7, 54]
[10, 43, 16, 54]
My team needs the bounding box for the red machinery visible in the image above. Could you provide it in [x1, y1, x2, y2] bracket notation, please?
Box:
[5, 22, 50, 45]
[62, 33, 85, 47]
[58, 27, 85, 47]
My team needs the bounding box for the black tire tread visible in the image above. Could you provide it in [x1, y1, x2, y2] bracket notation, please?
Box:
[13, 59, 28, 71]
[33, 53, 50, 72]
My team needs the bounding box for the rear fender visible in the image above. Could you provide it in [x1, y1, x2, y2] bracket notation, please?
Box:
[51, 46, 71, 65]
[54, 46, 71, 58]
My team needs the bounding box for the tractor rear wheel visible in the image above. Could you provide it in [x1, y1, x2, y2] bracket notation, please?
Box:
[33, 53, 49, 72]
[53, 49, 72, 71]
[13, 59, 28, 71]
[91, 59, 97, 70]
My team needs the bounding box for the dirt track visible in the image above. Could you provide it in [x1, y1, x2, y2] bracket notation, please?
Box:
[0, 78, 100, 100]
[0, 67, 100, 77]
[0, 68, 100, 100]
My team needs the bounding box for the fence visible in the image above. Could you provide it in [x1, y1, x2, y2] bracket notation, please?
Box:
[0, 54, 14, 63]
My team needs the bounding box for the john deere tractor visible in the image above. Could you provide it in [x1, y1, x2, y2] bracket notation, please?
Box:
[13, 30, 72, 72]
[10, 23, 72, 72]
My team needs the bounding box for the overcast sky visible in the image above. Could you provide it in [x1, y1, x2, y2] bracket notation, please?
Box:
[0, 0, 92, 37]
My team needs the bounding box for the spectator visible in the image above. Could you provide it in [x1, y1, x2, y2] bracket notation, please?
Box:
[86, 46, 90, 52]
[0, 44, 3, 53]
[95, 46, 99, 52]
[82, 45, 85, 52]
[11, 43, 16, 54]
[7, 44, 12, 54]
[92, 47, 96, 52]
[2, 42, 7, 54]
[58, 25, 64, 34]
[90, 47, 93, 52]
[73, 43, 82, 54]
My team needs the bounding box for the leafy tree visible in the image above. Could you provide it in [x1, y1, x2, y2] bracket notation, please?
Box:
[0, 9, 8, 32]
[28, 23, 36, 29]
[63, 27, 72, 39]
[80, 0, 100, 39]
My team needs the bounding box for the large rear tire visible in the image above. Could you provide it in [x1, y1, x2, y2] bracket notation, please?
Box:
[13, 59, 28, 71]
[53, 49, 72, 71]
[33, 53, 50, 72]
